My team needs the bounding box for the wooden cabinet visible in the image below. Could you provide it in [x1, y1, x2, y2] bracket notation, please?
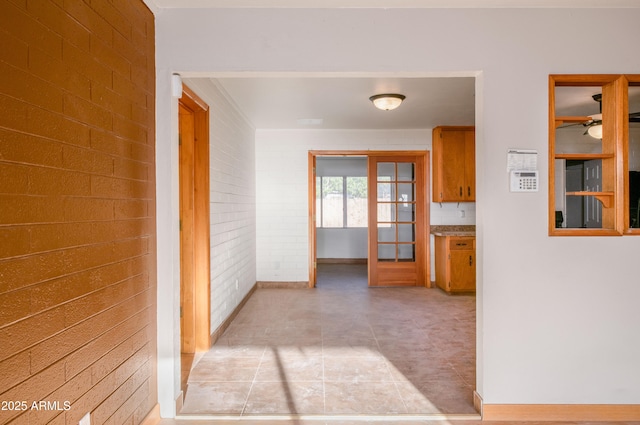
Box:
[432, 126, 475, 202]
[434, 235, 475, 294]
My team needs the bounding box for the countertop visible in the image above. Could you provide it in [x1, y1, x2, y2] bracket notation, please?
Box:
[430, 225, 476, 237]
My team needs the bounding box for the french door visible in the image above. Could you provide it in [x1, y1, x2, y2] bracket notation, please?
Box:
[368, 154, 428, 287]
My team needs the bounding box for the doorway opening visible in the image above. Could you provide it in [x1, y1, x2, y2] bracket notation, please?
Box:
[178, 85, 211, 393]
[160, 73, 480, 414]
[309, 150, 429, 288]
[314, 155, 368, 289]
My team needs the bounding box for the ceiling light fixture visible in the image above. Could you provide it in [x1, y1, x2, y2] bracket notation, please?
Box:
[587, 123, 603, 139]
[369, 94, 406, 111]
[586, 113, 603, 139]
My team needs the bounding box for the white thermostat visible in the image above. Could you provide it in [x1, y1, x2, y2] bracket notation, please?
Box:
[510, 170, 538, 192]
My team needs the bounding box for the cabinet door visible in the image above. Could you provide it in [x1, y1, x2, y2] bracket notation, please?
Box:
[433, 127, 475, 202]
[448, 237, 475, 292]
[463, 129, 475, 201]
[440, 130, 467, 201]
[449, 249, 475, 292]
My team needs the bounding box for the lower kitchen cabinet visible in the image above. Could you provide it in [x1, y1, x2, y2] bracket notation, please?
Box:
[434, 235, 476, 294]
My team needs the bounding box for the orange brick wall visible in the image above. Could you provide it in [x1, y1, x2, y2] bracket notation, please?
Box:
[0, 1, 157, 424]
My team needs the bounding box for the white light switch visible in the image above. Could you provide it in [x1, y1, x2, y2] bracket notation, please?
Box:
[79, 412, 90, 425]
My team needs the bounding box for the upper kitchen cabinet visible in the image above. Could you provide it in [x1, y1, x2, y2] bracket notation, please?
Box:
[432, 126, 476, 203]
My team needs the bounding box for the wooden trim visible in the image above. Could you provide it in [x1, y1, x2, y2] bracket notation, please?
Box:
[473, 391, 483, 415]
[549, 75, 627, 236]
[182, 84, 209, 111]
[424, 150, 431, 288]
[550, 74, 622, 86]
[308, 152, 316, 288]
[194, 101, 211, 351]
[179, 84, 211, 353]
[482, 404, 640, 421]
[178, 103, 196, 353]
[565, 191, 614, 208]
[317, 258, 367, 264]
[309, 149, 370, 156]
[625, 74, 640, 234]
[548, 75, 557, 236]
[610, 76, 627, 234]
[552, 228, 623, 237]
[554, 153, 615, 160]
[209, 282, 258, 346]
[555, 116, 592, 128]
[431, 125, 475, 132]
[139, 404, 161, 425]
[309, 149, 427, 157]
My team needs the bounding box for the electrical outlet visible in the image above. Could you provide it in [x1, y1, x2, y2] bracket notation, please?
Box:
[235, 279, 239, 290]
[79, 412, 90, 425]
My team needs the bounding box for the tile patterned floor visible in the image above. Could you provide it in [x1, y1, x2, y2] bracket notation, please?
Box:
[179, 264, 477, 417]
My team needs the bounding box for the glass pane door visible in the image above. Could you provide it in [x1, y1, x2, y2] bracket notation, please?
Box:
[376, 162, 416, 262]
[368, 153, 426, 287]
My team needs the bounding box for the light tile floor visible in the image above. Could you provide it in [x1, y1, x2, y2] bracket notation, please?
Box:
[179, 264, 477, 417]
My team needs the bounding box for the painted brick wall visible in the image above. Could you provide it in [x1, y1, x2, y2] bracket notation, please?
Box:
[0, 1, 157, 424]
[255, 129, 475, 282]
[182, 79, 257, 334]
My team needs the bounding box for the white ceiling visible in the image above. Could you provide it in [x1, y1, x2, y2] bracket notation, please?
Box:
[212, 76, 475, 129]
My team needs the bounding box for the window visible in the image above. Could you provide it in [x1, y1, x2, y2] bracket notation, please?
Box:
[316, 176, 367, 228]
[549, 74, 640, 236]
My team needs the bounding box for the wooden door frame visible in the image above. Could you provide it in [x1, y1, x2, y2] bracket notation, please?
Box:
[179, 85, 211, 352]
[308, 150, 430, 288]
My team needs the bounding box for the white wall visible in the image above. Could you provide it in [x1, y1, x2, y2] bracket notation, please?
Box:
[317, 228, 368, 258]
[154, 6, 640, 415]
[183, 79, 257, 333]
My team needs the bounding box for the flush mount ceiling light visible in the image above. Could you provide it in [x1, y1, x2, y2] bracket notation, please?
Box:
[369, 93, 406, 111]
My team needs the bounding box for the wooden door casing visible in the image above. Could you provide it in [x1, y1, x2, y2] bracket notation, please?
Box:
[179, 103, 196, 353]
[179, 85, 211, 353]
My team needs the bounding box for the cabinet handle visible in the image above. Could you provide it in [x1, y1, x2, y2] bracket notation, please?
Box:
[459, 187, 462, 197]
[469, 255, 473, 266]
[468, 186, 471, 197]
[456, 243, 467, 247]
